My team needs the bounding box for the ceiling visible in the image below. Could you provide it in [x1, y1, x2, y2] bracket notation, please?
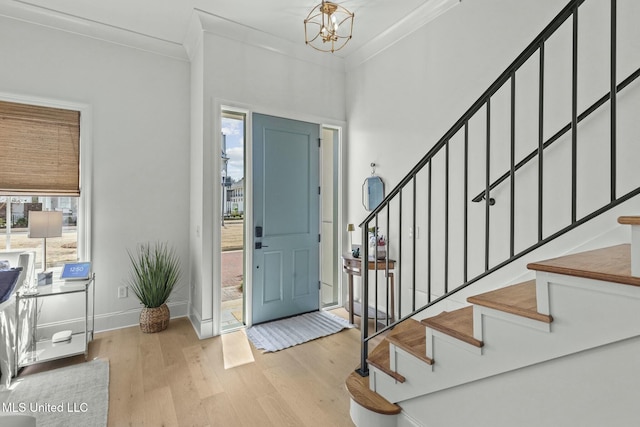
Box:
[0, 0, 459, 61]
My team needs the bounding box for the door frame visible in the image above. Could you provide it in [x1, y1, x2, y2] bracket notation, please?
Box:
[214, 99, 345, 331]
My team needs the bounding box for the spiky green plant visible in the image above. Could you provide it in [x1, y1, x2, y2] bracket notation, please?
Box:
[126, 242, 181, 308]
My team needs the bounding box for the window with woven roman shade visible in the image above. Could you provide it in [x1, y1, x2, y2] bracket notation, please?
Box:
[0, 100, 80, 196]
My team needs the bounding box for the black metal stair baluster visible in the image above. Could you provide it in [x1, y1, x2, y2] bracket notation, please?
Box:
[610, 0, 617, 202]
[571, 5, 578, 224]
[398, 189, 403, 319]
[464, 122, 469, 283]
[428, 160, 432, 302]
[485, 99, 491, 272]
[412, 175, 417, 311]
[445, 140, 450, 293]
[374, 215, 379, 332]
[358, 222, 369, 377]
[538, 41, 545, 242]
[385, 203, 390, 326]
[510, 72, 516, 258]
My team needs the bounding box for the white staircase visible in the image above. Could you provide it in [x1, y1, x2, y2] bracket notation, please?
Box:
[347, 218, 640, 427]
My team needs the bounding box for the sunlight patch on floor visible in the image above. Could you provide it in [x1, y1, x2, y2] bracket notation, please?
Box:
[221, 329, 254, 369]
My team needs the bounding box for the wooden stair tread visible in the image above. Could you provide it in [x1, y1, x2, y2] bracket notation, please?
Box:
[386, 318, 433, 365]
[421, 306, 483, 347]
[618, 216, 640, 225]
[346, 371, 402, 415]
[527, 244, 640, 286]
[467, 280, 553, 323]
[366, 339, 406, 383]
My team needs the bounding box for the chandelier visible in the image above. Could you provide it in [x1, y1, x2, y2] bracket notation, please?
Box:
[304, 1, 354, 53]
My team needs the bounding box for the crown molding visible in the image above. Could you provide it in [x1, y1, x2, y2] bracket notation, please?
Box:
[188, 9, 346, 72]
[345, 0, 461, 70]
[0, 0, 189, 61]
[0, 0, 460, 71]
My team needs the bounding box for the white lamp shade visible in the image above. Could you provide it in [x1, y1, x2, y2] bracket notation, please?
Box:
[28, 211, 63, 238]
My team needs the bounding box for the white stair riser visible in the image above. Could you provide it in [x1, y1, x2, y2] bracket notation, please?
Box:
[373, 272, 640, 404]
[373, 345, 435, 403]
[540, 272, 640, 346]
[631, 226, 640, 276]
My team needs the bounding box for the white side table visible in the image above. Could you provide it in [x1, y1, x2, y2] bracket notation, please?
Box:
[14, 274, 95, 369]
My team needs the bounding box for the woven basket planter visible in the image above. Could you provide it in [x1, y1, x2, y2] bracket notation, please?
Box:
[139, 303, 170, 333]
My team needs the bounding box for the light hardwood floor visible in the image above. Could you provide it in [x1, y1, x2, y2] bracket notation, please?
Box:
[17, 310, 361, 426]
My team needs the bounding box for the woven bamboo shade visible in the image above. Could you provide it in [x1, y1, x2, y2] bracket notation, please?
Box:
[0, 100, 80, 196]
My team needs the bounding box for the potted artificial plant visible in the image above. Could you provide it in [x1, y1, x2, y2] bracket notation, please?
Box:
[127, 242, 181, 333]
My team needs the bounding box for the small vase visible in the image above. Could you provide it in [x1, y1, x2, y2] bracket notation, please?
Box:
[368, 231, 387, 259]
[139, 303, 170, 333]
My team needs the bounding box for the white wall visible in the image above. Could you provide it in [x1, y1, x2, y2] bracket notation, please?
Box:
[186, 13, 347, 336]
[0, 16, 191, 331]
[345, 0, 640, 315]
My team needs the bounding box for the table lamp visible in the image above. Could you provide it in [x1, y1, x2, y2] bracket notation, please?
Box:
[29, 210, 62, 285]
[347, 223, 355, 251]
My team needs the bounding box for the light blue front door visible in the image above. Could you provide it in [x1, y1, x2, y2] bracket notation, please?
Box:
[252, 113, 320, 324]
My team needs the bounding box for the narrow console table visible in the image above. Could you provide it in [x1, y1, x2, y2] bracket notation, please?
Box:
[14, 274, 95, 369]
[341, 255, 395, 325]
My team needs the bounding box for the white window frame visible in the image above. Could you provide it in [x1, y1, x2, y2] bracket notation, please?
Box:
[0, 92, 92, 263]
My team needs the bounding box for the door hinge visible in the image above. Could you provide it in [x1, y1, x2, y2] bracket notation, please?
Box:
[318, 281, 321, 290]
[318, 234, 321, 243]
[318, 138, 322, 147]
[318, 186, 321, 195]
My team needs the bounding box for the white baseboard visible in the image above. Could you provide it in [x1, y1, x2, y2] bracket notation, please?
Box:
[36, 300, 189, 339]
[188, 309, 214, 339]
[35, 302, 220, 342]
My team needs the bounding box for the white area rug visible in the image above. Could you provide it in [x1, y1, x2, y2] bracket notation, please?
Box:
[0, 359, 109, 427]
[246, 310, 354, 352]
